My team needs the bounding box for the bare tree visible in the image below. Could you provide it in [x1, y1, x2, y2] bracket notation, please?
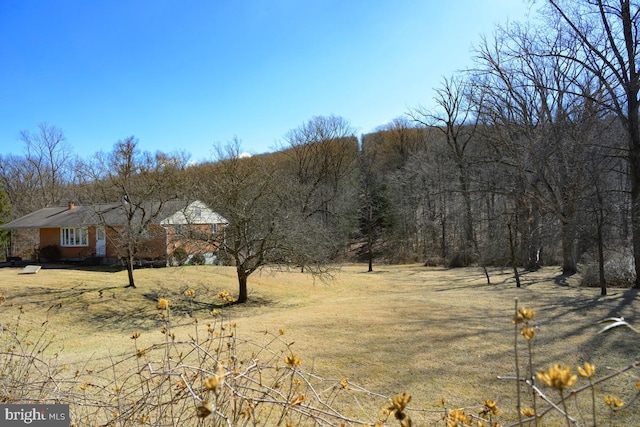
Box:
[375, 117, 423, 167]
[196, 139, 335, 304]
[282, 115, 359, 223]
[20, 123, 76, 207]
[87, 137, 187, 288]
[0, 123, 77, 217]
[411, 76, 482, 266]
[0, 154, 39, 217]
[0, 185, 11, 260]
[471, 20, 603, 274]
[280, 115, 360, 268]
[545, 0, 640, 286]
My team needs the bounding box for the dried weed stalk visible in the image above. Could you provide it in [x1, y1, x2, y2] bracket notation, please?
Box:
[0, 291, 405, 426]
[2, 291, 640, 427]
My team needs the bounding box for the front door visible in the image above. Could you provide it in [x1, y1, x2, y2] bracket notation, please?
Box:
[96, 226, 106, 257]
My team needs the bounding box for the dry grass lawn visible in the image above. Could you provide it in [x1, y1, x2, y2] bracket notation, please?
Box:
[0, 263, 639, 425]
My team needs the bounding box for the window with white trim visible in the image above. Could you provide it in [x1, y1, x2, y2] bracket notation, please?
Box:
[60, 227, 89, 247]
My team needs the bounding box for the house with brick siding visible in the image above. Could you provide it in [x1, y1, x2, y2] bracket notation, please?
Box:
[1, 200, 227, 266]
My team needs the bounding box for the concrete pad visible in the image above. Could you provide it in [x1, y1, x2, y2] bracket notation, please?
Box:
[19, 265, 41, 274]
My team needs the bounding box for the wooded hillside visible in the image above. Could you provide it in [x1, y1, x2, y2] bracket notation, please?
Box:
[1, 1, 638, 296]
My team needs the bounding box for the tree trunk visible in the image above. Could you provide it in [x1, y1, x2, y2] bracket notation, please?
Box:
[630, 161, 640, 289]
[629, 123, 640, 288]
[622, 0, 640, 289]
[237, 269, 248, 304]
[560, 221, 577, 275]
[525, 205, 541, 270]
[597, 216, 607, 296]
[440, 211, 446, 260]
[507, 221, 521, 288]
[125, 254, 136, 288]
[460, 173, 474, 251]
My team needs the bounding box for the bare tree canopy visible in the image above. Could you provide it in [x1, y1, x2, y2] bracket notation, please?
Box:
[0, 123, 77, 216]
[194, 133, 354, 304]
[85, 137, 188, 288]
[544, 0, 640, 285]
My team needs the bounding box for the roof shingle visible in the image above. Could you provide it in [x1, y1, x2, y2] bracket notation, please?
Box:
[0, 200, 202, 229]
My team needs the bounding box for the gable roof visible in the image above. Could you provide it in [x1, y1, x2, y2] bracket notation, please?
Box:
[0, 200, 227, 230]
[0, 204, 112, 229]
[160, 200, 228, 225]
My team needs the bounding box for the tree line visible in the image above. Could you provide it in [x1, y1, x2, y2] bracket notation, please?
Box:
[361, 0, 639, 297]
[1, 1, 638, 299]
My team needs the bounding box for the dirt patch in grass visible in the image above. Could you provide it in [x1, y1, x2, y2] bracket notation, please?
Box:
[0, 264, 638, 424]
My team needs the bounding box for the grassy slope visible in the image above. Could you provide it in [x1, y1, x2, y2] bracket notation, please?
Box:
[0, 264, 638, 424]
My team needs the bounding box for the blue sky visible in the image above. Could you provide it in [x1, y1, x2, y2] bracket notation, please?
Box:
[0, 1, 533, 163]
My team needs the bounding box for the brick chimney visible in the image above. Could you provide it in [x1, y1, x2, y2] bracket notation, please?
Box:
[68, 202, 75, 210]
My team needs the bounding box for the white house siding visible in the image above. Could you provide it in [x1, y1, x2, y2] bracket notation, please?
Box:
[160, 201, 228, 225]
